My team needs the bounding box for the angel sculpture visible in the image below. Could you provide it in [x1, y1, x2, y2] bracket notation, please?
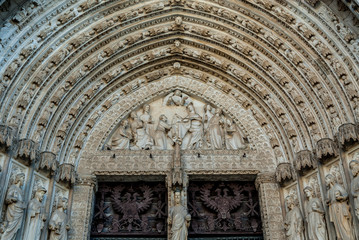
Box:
[111, 185, 153, 232]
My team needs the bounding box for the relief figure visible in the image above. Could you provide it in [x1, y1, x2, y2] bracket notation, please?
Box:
[129, 111, 153, 150]
[180, 103, 203, 150]
[49, 197, 70, 240]
[154, 114, 173, 150]
[303, 186, 327, 240]
[349, 159, 359, 220]
[225, 119, 244, 150]
[207, 108, 225, 149]
[325, 174, 354, 240]
[169, 191, 191, 240]
[110, 120, 132, 150]
[284, 195, 304, 240]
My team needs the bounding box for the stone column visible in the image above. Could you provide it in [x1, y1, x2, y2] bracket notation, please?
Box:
[69, 174, 97, 240]
[255, 172, 286, 240]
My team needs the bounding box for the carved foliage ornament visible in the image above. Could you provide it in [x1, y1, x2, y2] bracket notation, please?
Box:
[15, 139, 39, 163]
[275, 162, 296, 184]
[91, 182, 167, 237]
[316, 138, 338, 163]
[338, 123, 358, 147]
[294, 150, 316, 174]
[37, 151, 58, 174]
[56, 163, 75, 185]
[0, 124, 16, 149]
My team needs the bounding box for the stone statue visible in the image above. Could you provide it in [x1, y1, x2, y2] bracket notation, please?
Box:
[202, 104, 214, 148]
[154, 114, 173, 150]
[284, 195, 304, 240]
[180, 103, 203, 150]
[163, 90, 192, 106]
[139, 104, 155, 138]
[110, 120, 132, 150]
[49, 197, 70, 240]
[303, 186, 328, 240]
[225, 119, 244, 150]
[349, 158, 359, 220]
[1, 172, 26, 240]
[129, 111, 153, 150]
[207, 108, 225, 149]
[24, 186, 47, 240]
[325, 173, 354, 240]
[169, 191, 191, 240]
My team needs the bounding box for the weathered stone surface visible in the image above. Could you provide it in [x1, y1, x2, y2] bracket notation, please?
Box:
[316, 138, 338, 163]
[294, 150, 316, 174]
[275, 163, 296, 184]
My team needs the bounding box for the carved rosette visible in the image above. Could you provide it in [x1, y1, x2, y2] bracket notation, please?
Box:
[37, 151, 58, 175]
[56, 163, 76, 185]
[316, 138, 338, 163]
[294, 150, 316, 174]
[0, 124, 17, 150]
[338, 123, 358, 148]
[275, 163, 296, 185]
[14, 138, 39, 164]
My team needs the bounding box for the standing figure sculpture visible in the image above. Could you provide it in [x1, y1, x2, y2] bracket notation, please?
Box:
[163, 90, 192, 106]
[139, 104, 155, 138]
[1, 172, 26, 240]
[284, 195, 304, 240]
[129, 111, 153, 150]
[303, 186, 328, 240]
[169, 191, 191, 240]
[207, 108, 224, 149]
[49, 197, 70, 240]
[325, 173, 354, 240]
[154, 114, 173, 150]
[349, 158, 359, 220]
[24, 186, 47, 240]
[225, 119, 244, 150]
[180, 103, 203, 150]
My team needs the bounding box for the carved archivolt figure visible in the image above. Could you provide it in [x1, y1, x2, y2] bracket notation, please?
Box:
[180, 103, 203, 150]
[284, 195, 304, 240]
[24, 186, 47, 240]
[49, 197, 70, 240]
[325, 174, 355, 240]
[169, 191, 191, 240]
[154, 114, 173, 150]
[110, 120, 132, 150]
[1, 172, 26, 240]
[163, 90, 192, 106]
[303, 186, 328, 240]
[349, 158, 359, 220]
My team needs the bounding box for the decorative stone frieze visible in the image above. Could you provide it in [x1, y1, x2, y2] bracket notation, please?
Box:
[14, 138, 39, 164]
[57, 163, 76, 185]
[37, 151, 58, 175]
[316, 138, 338, 163]
[294, 150, 316, 174]
[338, 123, 358, 148]
[275, 163, 296, 185]
[0, 124, 16, 150]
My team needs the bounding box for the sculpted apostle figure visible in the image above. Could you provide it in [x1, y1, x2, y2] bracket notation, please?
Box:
[303, 186, 328, 240]
[24, 186, 47, 240]
[284, 195, 304, 240]
[129, 111, 153, 150]
[325, 173, 355, 240]
[207, 108, 225, 149]
[1, 172, 26, 240]
[349, 158, 359, 220]
[49, 197, 70, 240]
[154, 114, 173, 150]
[225, 119, 244, 150]
[169, 191, 191, 240]
[180, 103, 203, 150]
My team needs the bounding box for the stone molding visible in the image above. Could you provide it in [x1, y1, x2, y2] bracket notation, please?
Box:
[255, 172, 276, 190]
[76, 174, 97, 191]
[56, 163, 76, 185]
[338, 123, 358, 148]
[275, 163, 296, 185]
[294, 150, 316, 174]
[14, 138, 39, 164]
[37, 151, 58, 175]
[316, 138, 338, 163]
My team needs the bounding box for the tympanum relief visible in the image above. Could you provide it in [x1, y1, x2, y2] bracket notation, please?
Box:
[107, 90, 246, 151]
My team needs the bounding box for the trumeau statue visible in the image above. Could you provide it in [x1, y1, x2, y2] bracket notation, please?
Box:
[24, 186, 47, 240]
[49, 197, 70, 240]
[284, 195, 304, 240]
[325, 173, 355, 240]
[108, 91, 246, 150]
[349, 157, 359, 221]
[1, 172, 26, 240]
[303, 186, 328, 240]
[169, 191, 191, 240]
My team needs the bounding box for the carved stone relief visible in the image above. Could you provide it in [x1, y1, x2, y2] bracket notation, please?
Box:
[106, 91, 246, 151]
[283, 187, 304, 240]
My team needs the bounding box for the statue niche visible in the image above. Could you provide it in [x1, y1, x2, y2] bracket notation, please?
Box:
[106, 90, 246, 151]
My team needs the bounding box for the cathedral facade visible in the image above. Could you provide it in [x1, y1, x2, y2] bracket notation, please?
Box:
[0, 0, 359, 239]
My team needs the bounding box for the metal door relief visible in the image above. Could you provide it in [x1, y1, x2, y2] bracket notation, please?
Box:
[91, 182, 167, 238]
[187, 181, 262, 237]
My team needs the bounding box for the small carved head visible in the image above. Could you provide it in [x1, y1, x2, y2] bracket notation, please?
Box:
[159, 114, 167, 122]
[303, 186, 314, 198]
[175, 16, 182, 26]
[325, 173, 336, 187]
[349, 159, 359, 177]
[58, 197, 68, 210]
[174, 190, 181, 205]
[14, 172, 25, 186]
[35, 186, 47, 202]
[143, 104, 150, 112]
[285, 195, 295, 210]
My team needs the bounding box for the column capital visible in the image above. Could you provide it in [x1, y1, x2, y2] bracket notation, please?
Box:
[255, 172, 276, 190]
[75, 174, 97, 191]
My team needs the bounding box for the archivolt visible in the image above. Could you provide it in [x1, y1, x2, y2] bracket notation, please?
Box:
[0, 0, 358, 166]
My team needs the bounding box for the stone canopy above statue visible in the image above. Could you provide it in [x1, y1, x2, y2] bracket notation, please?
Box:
[106, 90, 246, 151]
